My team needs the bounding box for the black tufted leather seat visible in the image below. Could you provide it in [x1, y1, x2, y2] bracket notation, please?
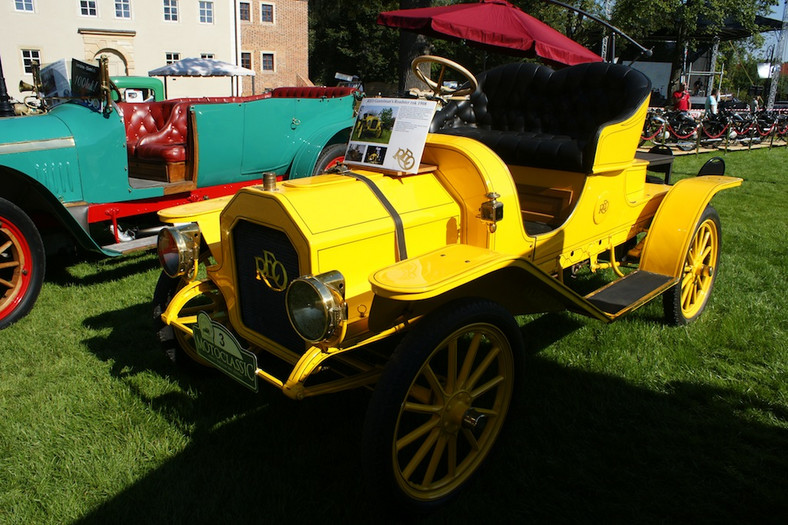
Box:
[432, 62, 651, 173]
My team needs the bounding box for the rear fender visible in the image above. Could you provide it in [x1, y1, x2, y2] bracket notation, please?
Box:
[289, 127, 351, 178]
[640, 175, 742, 277]
[157, 196, 233, 263]
[367, 243, 609, 332]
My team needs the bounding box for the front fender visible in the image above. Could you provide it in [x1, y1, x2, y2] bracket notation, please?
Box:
[157, 195, 233, 263]
[640, 175, 742, 277]
[0, 166, 120, 255]
[367, 243, 609, 332]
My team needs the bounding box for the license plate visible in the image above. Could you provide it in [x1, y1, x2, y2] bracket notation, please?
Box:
[194, 312, 259, 392]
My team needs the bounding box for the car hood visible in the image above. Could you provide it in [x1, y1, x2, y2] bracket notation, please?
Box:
[0, 111, 74, 153]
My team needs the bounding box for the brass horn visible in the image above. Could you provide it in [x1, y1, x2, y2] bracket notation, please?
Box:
[19, 80, 35, 92]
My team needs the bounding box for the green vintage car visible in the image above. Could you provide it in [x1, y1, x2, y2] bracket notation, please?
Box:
[110, 75, 165, 102]
[0, 56, 358, 329]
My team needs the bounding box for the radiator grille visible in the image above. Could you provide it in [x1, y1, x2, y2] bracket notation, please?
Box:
[232, 220, 304, 350]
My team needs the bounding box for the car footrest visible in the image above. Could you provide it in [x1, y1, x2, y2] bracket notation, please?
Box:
[102, 235, 157, 255]
[585, 271, 676, 317]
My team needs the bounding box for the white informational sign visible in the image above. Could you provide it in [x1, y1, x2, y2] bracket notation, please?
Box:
[40, 59, 70, 99]
[345, 97, 437, 174]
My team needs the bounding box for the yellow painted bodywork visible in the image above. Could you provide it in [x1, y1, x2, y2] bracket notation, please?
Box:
[640, 175, 742, 277]
[158, 115, 740, 398]
[158, 195, 232, 265]
[591, 98, 650, 173]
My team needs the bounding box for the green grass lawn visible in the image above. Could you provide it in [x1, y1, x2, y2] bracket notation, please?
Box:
[1, 147, 786, 524]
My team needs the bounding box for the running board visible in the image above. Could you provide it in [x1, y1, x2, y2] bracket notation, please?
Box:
[585, 271, 677, 319]
[101, 235, 158, 255]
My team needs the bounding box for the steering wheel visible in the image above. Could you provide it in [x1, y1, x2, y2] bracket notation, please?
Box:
[411, 55, 478, 100]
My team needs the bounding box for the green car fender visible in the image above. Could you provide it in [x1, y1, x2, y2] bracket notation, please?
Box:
[0, 165, 119, 256]
[289, 126, 352, 178]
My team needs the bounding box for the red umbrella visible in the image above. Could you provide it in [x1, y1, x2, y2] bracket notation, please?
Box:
[378, 0, 602, 66]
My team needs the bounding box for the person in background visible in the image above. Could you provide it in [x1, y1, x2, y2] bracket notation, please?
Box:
[705, 88, 719, 116]
[672, 82, 690, 112]
[750, 95, 762, 114]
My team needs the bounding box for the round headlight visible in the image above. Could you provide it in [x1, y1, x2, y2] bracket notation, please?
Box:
[286, 272, 346, 344]
[157, 224, 200, 278]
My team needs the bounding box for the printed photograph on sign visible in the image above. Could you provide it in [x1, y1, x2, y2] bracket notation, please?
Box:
[365, 145, 387, 165]
[345, 143, 365, 163]
[353, 105, 396, 143]
[345, 97, 437, 174]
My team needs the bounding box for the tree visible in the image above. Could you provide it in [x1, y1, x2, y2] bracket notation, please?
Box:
[308, 0, 400, 87]
[397, 0, 433, 94]
[308, 0, 779, 98]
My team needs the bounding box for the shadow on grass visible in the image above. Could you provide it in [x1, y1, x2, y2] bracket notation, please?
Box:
[45, 251, 160, 288]
[78, 306, 788, 524]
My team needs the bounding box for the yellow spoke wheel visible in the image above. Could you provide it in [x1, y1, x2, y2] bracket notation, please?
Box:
[664, 206, 721, 325]
[363, 299, 523, 511]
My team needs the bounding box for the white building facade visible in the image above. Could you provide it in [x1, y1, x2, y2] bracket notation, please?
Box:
[1, 1, 265, 99]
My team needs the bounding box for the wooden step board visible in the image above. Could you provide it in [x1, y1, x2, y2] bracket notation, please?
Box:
[585, 271, 677, 317]
[102, 235, 158, 255]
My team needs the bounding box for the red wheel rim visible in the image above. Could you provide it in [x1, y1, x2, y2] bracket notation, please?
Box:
[0, 215, 34, 321]
[324, 155, 345, 171]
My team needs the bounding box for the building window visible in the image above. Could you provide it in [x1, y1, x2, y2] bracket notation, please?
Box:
[80, 0, 97, 16]
[261, 52, 274, 72]
[260, 3, 273, 23]
[165, 52, 180, 64]
[239, 2, 250, 21]
[163, 0, 178, 21]
[240, 52, 251, 70]
[15, 0, 34, 12]
[21, 49, 41, 74]
[199, 1, 213, 23]
[201, 53, 214, 59]
[114, 0, 131, 18]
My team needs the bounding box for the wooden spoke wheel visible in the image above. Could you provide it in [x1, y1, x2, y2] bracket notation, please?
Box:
[363, 299, 523, 510]
[0, 198, 44, 330]
[664, 206, 721, 325]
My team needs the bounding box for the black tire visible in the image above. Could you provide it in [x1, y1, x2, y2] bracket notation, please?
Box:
[0, 197, 45, 330]
[663, 206, 721, 325]
[362, 298, 524, 512]
[152, 265, 223, 369]
[312, 142, 347, 175]
[152, 271, 187, 365]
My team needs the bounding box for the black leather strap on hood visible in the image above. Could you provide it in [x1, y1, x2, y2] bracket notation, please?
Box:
[332, 165, 408, 261]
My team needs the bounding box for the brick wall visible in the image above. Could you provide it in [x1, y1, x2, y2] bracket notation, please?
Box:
[240, 0, 309, 95]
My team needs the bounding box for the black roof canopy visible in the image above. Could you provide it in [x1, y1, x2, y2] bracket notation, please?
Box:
[644, 14, 783, 43]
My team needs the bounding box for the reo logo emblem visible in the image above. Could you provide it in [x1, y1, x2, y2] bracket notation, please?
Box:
[255, 250, 288, 291]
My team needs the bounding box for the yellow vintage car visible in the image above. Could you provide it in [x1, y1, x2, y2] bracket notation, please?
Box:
[153, 57, 741, 510]
[354, 112, 383, 139]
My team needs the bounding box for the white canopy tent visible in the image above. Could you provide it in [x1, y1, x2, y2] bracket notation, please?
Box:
[148, 57, 256, 97]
